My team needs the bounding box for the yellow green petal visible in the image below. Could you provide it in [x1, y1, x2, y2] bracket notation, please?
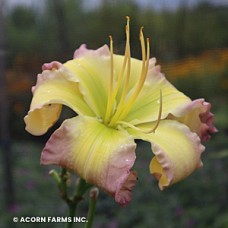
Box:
[41, 115, 137, 205]
[124, 64, 191, 125]
[24, 66, 94, 136]
[64, 45, 110, 118]
[128, 120, 205, 190]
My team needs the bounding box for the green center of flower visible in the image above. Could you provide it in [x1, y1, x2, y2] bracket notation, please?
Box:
[103, 17, 162, 133]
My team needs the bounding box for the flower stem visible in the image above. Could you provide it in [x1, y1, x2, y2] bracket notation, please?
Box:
[50, 168, 93, 228]
[65, 202, 77, 228]
[66, 176, 92, 228]
[85, 188, 99, 228]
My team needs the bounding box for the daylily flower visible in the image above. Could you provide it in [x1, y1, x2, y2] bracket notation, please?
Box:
[24, 17, 217, 206]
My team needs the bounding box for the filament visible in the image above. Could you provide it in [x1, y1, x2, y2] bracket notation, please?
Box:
[109, 28, 150, 127]
[105, 17, 161, 133]
[104, 36, 114, 124]
[117, 90, 163, 134]
[104, 17, 130, 124]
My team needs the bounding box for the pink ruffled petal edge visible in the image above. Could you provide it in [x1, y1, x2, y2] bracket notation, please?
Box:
[42, 61, 62, 71]
[114, 171, 138, 206]
[198, 100, 218, 141]
[73, 44, 110, 59]
[171, 98, 218, 141]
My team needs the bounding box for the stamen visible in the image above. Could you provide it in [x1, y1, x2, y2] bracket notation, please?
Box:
[146, 89, 163, 133]
[104, 17, 131, 124]
[112, 18, 131, 115]
[140, 27, 146, 70]
[120, 21, 131, 101]
[117, 90, 163, 134]
[109, 35, 114, 95]
[112, 16, 130, 98]
[104, 36, 114, 124]
[113, 31, 150, 123]
[117, 121, 148, 133]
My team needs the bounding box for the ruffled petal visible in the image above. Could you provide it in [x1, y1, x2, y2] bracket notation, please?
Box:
[73, 44, 110, 59]
[24, 64, 94, 136]
[123, 63, 191, 125]
[115, 171, 138, 206]
[41, 116, 137, 205]
[64, 45, 110, 118]
[42, 61, 62, 71]
[169, 98, 218, 141]
[128, 120, 205, 190]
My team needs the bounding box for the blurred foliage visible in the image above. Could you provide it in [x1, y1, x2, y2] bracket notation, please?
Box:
[1, 0, 228, 227]
[6, 0, 228, 61]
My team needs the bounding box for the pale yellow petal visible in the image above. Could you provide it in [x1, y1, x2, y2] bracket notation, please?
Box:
[128, 120, 205, 189]
[24, 67, 94, 136]
[124, 64, 191, 125]
[41, 116, 137, 205]
[64, 45, 111, 118]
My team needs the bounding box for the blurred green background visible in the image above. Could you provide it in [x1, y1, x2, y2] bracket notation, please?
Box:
[0, 0, 227, 227]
